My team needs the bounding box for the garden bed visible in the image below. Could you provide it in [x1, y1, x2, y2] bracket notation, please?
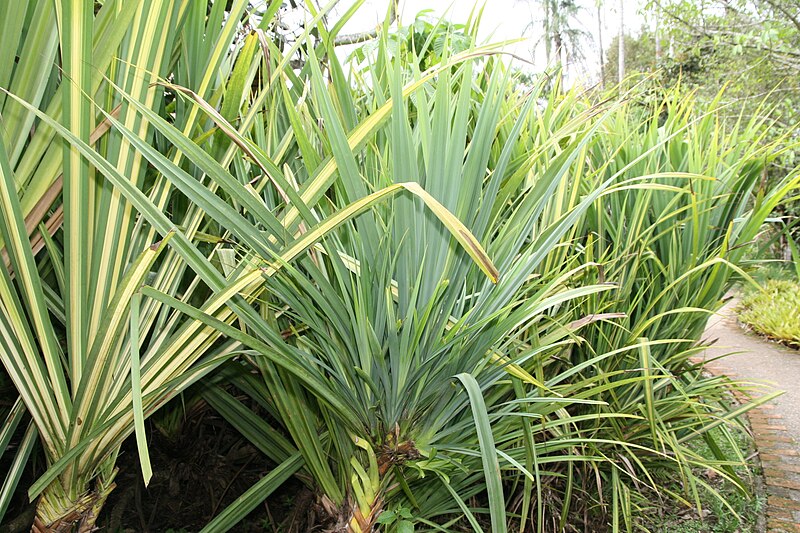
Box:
[739, 280, 800, 350]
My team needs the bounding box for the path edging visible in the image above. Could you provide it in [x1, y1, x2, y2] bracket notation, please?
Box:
[692, 357, 800, 533]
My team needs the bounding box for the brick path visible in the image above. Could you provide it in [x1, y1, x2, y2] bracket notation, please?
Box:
[701, 300, 800, 533]
[702, 358, 800, 532]
[752, 405, 800, 533]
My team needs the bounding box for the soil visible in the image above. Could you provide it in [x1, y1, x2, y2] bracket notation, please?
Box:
[0, 393, 310, 533]
[100, 404, 276, 532]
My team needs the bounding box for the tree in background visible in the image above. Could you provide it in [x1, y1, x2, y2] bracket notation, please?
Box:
[346, 10, 472, 71]
[618, 0, 626, 83]
[616, 0, 800, 251]
[603, 29, 664, 86]
[524, 0, 589, 78]
[596, 0, 607, 86]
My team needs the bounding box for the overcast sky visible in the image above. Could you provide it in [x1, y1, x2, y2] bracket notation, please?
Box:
[333, 0, 647, 83]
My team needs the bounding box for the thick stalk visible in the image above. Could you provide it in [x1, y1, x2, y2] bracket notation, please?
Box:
[31, 470, 115, 533]
[346, 492, 384, 533]
[334, 439, 419, 532]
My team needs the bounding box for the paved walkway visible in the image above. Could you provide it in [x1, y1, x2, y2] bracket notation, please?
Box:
[701, 299, 800, 532]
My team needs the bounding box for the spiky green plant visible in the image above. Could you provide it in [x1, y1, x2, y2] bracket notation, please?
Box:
[189, 47, 799, 533]
[3, 1, 795, 531]
[0, 0, 429, 529]
[0, 1, 255, 526]
[539, 89, 799, 525]
[146, 19, 675, 529]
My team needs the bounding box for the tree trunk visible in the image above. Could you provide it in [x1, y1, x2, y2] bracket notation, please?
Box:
[597, 3, 605, 88]
[618, 0, 625, 85]
[554, 31, 564, 67]
[30, 473, 115, 532]
[655, 5, 662, 65]
[544, 0, 553, 64]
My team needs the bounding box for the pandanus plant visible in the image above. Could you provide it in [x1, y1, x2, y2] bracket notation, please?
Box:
[184, 46, 799, 530]
[0, 1, 214, 526]
[147, 23, 653, 527]
[0, 2, 237, 527]
[0, 0, 422, 528]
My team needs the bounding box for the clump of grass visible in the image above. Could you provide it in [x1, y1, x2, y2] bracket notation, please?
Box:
[739, 280, 800, 349]
[639, 425, 763, 533]
[748, 261, 798, 285]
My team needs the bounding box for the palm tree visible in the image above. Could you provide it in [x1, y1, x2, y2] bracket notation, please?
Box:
[525, 0, 589, 77]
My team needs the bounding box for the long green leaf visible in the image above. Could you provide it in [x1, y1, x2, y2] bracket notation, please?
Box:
[456, 373, 506, 533]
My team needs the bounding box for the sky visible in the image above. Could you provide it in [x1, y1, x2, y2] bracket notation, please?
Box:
[333, 0, 647, 83]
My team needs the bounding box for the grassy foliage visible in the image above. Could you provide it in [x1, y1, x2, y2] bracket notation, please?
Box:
[0, 2, 797, 532]
[740, 280, 800, 349]
[539, 89, 795, 525]
[639, 426, 762, 533]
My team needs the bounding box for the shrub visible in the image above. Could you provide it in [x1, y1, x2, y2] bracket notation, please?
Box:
[740, 280, 800, 349]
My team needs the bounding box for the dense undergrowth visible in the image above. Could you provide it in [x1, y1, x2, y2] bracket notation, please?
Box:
[0, 2, 797, 532]
[639, 426, 762, 533]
